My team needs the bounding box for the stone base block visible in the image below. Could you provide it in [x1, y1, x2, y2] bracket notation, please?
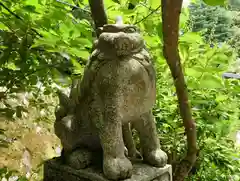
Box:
[43, 157, 172, 181]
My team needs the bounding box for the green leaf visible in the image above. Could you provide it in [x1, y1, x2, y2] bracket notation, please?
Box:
[185, 67, 202, 77]
[71, 59, 83, 74]
[143, 35, 160, 48]
[44, 89, 52, 95]
[0, 23, 9, 31]
[31, 33, 61, 48]
[50, 9, 67, 21]
[0, 167, 8, 175]
[25, 0, 39, 6]
[180, 8, 189, 29]
[17, 176, 29, 181]
[149, 0, 161, 9]
[120, 9, 136, 17]
[179, 44, 189, 62]
[210, 53, 229, 65]
[6, 62, 18, 70]
[23, 5, 37, 13]
[156, 22, 163, 40]
[0, 45, 8, 49]
[199, 73, 224, 88]
[70, 38, 92, 48]
[67, 48, 90, 59]
[203, 0, 226, 6]
[179, 32, 203, 44]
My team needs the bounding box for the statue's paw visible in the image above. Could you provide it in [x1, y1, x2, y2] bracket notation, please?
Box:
[143, 149, 168, 167]
[66, 149, 93, 169]
[103, 156, 133, 180]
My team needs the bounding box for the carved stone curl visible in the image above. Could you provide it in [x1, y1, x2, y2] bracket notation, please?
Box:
[54, 21, 168, 180]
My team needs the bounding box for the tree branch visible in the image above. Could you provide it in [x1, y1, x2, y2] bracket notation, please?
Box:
[0, 2, 42, 37]
[88, 0, 108, 37]
[134, 5, 161, 25]
[161, 1, 198, 181]
[56, 0, 91, 13]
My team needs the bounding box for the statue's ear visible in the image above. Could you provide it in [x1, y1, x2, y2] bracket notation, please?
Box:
[56, 90, 71, 109]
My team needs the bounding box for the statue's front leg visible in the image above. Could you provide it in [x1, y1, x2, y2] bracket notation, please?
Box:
[98, 99, 133, 180]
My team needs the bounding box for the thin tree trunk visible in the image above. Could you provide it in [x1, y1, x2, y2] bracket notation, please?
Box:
[88, 0, 108, 37]
[161, 1, 198, 181]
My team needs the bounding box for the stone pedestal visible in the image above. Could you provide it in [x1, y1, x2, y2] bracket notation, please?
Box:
[43, 157, 172, 181]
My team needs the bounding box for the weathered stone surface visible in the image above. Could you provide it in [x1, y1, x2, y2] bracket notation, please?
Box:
[44, 157, 172, 181]
[53, 17, 168, 180]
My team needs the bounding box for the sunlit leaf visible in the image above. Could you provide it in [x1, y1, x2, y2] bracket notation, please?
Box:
[71, 59, 83, 74]
[149, 0, 161, 9]
[0, 23, 9, 31]
[17, 176, 29, 181]
[203, 0, 226, 6]
[185, 67, 202, 77]
[68, 48, 90, 59]
[6, 62, 18, 70]
[179, 32, 203, 44]
[199, 73, 224, 88]
[70, 38, 92, 48]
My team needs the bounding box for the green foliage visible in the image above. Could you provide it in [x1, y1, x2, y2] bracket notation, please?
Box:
[0, 166, 31, 181]
[189, 2, 234, 43]
[153, 15, 240, 181]
[148, 4, 239, 180]
[0, 0, 92, 93]
[0, 0, 240, 181]
[0, 0, 94, 118]
[228, 10, 240, 58]
[229, 0, 240, 9]
[203, 0, 226, 6]
[189, 0, 240, 60]
[154, 37, 240, 179]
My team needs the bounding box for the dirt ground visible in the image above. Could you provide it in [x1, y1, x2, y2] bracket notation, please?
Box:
[0, 107, 61, 180]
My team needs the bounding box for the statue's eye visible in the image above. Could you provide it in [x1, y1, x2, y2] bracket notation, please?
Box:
[125, 27, 136, 33]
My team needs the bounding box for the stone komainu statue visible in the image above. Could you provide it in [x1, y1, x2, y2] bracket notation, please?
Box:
[54, 20, 168, 180]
